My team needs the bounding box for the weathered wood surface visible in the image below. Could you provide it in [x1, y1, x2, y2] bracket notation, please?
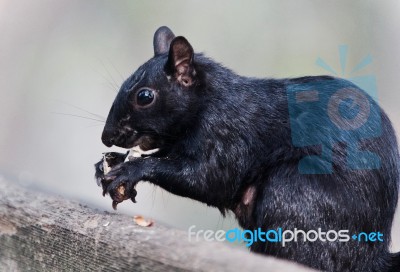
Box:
[0, 178, 315, 272]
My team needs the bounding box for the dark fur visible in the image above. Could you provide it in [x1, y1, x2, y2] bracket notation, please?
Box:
[95, 26, 400, 271]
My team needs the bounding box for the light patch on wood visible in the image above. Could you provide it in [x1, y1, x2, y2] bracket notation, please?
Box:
[83, 217, 99, 229]
[0, 220, 17, 235]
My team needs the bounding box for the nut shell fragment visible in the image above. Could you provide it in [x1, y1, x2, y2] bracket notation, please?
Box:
[102, 154, 111, 174]
[133, 215, 154, 227]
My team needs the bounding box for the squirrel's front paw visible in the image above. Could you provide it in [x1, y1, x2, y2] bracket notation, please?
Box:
[94, 152, 129, 196]
[103, 162, 138, 210]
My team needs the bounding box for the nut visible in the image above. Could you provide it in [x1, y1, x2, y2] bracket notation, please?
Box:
[117, 185, 125, 196]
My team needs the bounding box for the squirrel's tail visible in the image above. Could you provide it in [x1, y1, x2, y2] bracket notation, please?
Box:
[387, 251, 400, 272]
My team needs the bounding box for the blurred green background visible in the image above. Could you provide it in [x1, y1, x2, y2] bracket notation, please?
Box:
[0, 0, 399, 251]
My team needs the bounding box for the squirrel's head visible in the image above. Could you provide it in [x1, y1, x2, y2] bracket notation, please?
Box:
[101, 26, 203, 150]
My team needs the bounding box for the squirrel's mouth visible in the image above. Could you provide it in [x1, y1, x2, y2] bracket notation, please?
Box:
[131, 134, 159, 151]
[123, 133, 163, 152]
[105, 126, 164, 151]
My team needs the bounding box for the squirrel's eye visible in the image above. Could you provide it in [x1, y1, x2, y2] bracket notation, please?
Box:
[136, 88, 155, 107]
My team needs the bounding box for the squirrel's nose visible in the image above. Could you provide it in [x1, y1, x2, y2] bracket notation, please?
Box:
[101, 128, 115, 147]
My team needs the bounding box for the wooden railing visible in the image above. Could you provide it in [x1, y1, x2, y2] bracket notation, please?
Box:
[0, 178, 315, 271]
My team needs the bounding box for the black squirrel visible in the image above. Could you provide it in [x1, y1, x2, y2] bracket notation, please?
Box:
[95, 26, 400, 271]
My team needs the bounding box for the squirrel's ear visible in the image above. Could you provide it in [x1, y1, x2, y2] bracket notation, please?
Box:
[153, 26, 175, 56]
[165, 36, 195, 87]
